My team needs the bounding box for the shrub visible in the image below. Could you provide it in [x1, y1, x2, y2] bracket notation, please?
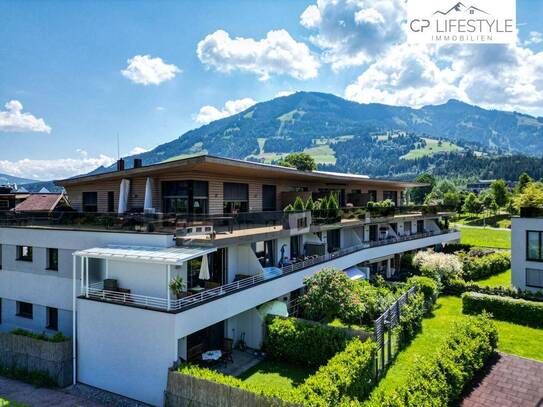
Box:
[462, 292, 543, 328]
[443, 278, 543, 301]
[301, 268, 365, 325]
[305, 196, 314, 211]
[439, 243, 472, 254]
[299, 338, 377, 406]
[412, 251, 462, 284]
[0, 364, 56, 388]
[11, 328, 69, 342]
[461, 252, 511, 281]
[407, 276, 439, 303]
[293, 196, 306, 211]
[354, 279, 396, 324]
[177, 363, 302, 404]
[366, 315, 497, 407]
[283, 204, 294, 212]
[264, 316, 349, 368]
[397, 293, 425, 346]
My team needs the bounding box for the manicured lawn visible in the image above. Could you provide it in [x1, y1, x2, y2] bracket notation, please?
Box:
[473, 268, 512, 288]
[452, 213, 511, 229]
[401, 137, 462, 160]
[458, 225, 511, 249]
[370, 296, 543, 395]
[237, 360, 315, 392]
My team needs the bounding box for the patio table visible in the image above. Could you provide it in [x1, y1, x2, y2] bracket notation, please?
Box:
[202, 350, 222, 361]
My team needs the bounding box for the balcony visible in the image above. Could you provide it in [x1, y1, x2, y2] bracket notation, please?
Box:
[79, 228, 459, 313]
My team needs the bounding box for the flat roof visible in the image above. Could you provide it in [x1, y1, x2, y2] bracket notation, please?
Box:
[74, 245, 216, 265]
[56, 154, 423, 189]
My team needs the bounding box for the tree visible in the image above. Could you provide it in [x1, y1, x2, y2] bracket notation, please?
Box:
[490, 179, 509, 207]
[443, 191, 461, 208]
[410, 173, 436, 204]
[515, 172, 533, 194]
[277, 153, 316, 171]
[514, 182, 543, 209]
[462, 192, 482, 214]
[489, 200, 499, 216]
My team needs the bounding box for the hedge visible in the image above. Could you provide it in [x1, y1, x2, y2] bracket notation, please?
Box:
[397, 293, 425, 346]
[439, 243, 473, 254]
[444, 278, 543, 302]
[299, 338, 377, 406]
[365, 314, 497, 407]
[462, 292, 543, 328]
[461, 252, 511, 281]
[11, 328, 69, 343]
[407, 276, 439, 303]
[177, 363, 302, 404]
[264, 316, 349, 368]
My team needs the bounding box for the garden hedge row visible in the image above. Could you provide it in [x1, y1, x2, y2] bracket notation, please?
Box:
[407, 276, 439, 303]
[444, 278, 543, 302]
[264, 316, 349, 368]
[461, 252, 510, 281]
[397, 292, 425, 346]
[462, 292, 543, 328]
[299, 338, 377, 406]
[365, 314, 497, 407]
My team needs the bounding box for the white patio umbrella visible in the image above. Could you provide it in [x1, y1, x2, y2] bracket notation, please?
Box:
[198, 255, 210, 280]
[118, 178, 130, 214]
[143, 177, 154, 213]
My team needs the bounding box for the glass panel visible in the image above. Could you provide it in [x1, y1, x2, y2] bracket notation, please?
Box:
[527, 232, 541, 260]
[526, 268, 543, 288]
[262, 185, 277, 211]
[193, 181, 208, 198]
[223, 183, 248, 201]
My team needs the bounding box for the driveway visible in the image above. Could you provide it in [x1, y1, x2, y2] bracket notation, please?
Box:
[462, 352, 543, 407]
[0, 377, 104, 407]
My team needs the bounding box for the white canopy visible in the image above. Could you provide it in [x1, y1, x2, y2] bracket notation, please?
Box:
[198, 254, 210, 280]
[344, 266, 370, 281]
[74, 245, 216, 265]
[257, 300, 289, 320]
[118, 178, 130, 214]
[143, 177, 154, 213]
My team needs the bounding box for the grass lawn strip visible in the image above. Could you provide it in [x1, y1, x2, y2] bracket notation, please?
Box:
[458, 225, 511, 249]
[473, 268, 511, 288]
[237, 360, 315, 393]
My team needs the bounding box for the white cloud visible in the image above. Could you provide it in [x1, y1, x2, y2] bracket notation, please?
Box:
[525, 31, 543, 46]
[0, 151, 114, 180]
[300, 0, 406, 70]
[0, 100, 51, 133]
[345, 42, 543, 116]
[195, 98, 256, 125]
[129, 146, 148, 155]
[196, 29, 319, 81]
[275, 90, 296, 98]
[121, 55, 181, 85]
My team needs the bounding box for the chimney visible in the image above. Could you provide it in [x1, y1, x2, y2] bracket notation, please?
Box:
[116, 159, 125, 171]
[133, 158, 143, 169]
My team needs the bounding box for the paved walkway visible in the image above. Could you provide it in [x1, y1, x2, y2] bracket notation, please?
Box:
[0, 376, 104, 407]
[462, 353, 543, 407]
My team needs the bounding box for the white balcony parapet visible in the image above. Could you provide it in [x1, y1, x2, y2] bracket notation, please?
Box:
[81, 229, 459, 312]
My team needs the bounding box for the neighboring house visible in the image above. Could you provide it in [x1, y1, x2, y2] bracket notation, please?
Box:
[467, 179, 516, 194]
[13, 193, 71, 213]
[511, 208, 543, 292]
[0, 185, 30, 211]
[0, 155, 460, 406]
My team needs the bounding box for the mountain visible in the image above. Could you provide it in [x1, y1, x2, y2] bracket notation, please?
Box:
[0, 173, 40, 186]
[97, 92, 543, 180]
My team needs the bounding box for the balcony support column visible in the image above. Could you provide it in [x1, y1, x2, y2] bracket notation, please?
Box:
[167, 264, 171, 311]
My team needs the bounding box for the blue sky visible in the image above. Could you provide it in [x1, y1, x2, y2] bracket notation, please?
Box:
[1, 0, 542, 180]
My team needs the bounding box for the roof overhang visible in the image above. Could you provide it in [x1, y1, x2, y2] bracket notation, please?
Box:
[56, 155, 424, 189]
[73, 245, 216, 265]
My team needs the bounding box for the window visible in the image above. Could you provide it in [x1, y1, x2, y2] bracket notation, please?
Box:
[327, 229, 341, 253]
[162, 181, 208, 214]
[253, 240, 275, 267]
[290, 235, 302, 259]
[0, 200, 8, 210]
[527, 231, 543, 261]
[262, 185, 277, 211]
[47, 248, 59, 271]
[82, 192, 98, 212]
[368, 190, 377, 202]
[16, 246, 33, 262]
[223, 183, 249, 213]
[383, 191, 398, 203]
[526, 268, 543, 288]
[16, 301, 33, 319]
[107, 191, 115, 213]
[46, 307, 58, 330]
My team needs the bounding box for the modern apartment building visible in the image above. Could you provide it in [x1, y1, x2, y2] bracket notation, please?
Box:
[0, 155, 460, 405]
[511, 208, 543, 292]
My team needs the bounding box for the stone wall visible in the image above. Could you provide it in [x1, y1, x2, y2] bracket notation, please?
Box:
[0, 332, 72, 387]
[165, 370, 300, 407]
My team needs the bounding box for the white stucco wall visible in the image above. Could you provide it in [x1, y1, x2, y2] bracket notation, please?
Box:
[512, 217, 543, 291]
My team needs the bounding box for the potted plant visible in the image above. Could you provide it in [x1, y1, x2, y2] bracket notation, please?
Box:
[169, 275, 186, 299]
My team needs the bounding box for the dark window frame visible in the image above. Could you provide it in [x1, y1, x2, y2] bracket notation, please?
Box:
[526, 230, 543, 262]
[162, 180, 209, 214]
[16, 301, 33, 319]
[47, 248, 59, 271]
[16, 245, 33, 262]
[262, 185, 277, 211]
[46, 306, 58, 331]
[107, 191, 115, 213]
[223, 182, 249, 214]
[82, 191, 98, 213]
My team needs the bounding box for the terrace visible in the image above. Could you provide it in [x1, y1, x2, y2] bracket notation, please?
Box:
[76, 228, 459, 313]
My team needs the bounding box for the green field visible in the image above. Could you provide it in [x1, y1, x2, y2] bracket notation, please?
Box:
[248, 143, 336, 165]
[474, 268, 512, 288]
[401, 137, 462, 160]
[237, 360, 314, 392]
[370, 296, 543, 395]
[452, 213, 511, 229]
[458, 225, 511, 249]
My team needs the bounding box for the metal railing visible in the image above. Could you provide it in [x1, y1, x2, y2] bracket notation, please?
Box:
[81, 229, 458, 312]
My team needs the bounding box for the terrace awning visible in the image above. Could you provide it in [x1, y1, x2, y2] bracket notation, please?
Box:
[74, 245, 216, 265]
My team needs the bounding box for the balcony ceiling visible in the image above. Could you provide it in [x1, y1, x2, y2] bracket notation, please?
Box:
[74, 244, 216, 265]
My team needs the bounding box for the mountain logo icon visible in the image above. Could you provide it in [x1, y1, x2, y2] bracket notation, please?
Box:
[433, 2, 489, 16]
